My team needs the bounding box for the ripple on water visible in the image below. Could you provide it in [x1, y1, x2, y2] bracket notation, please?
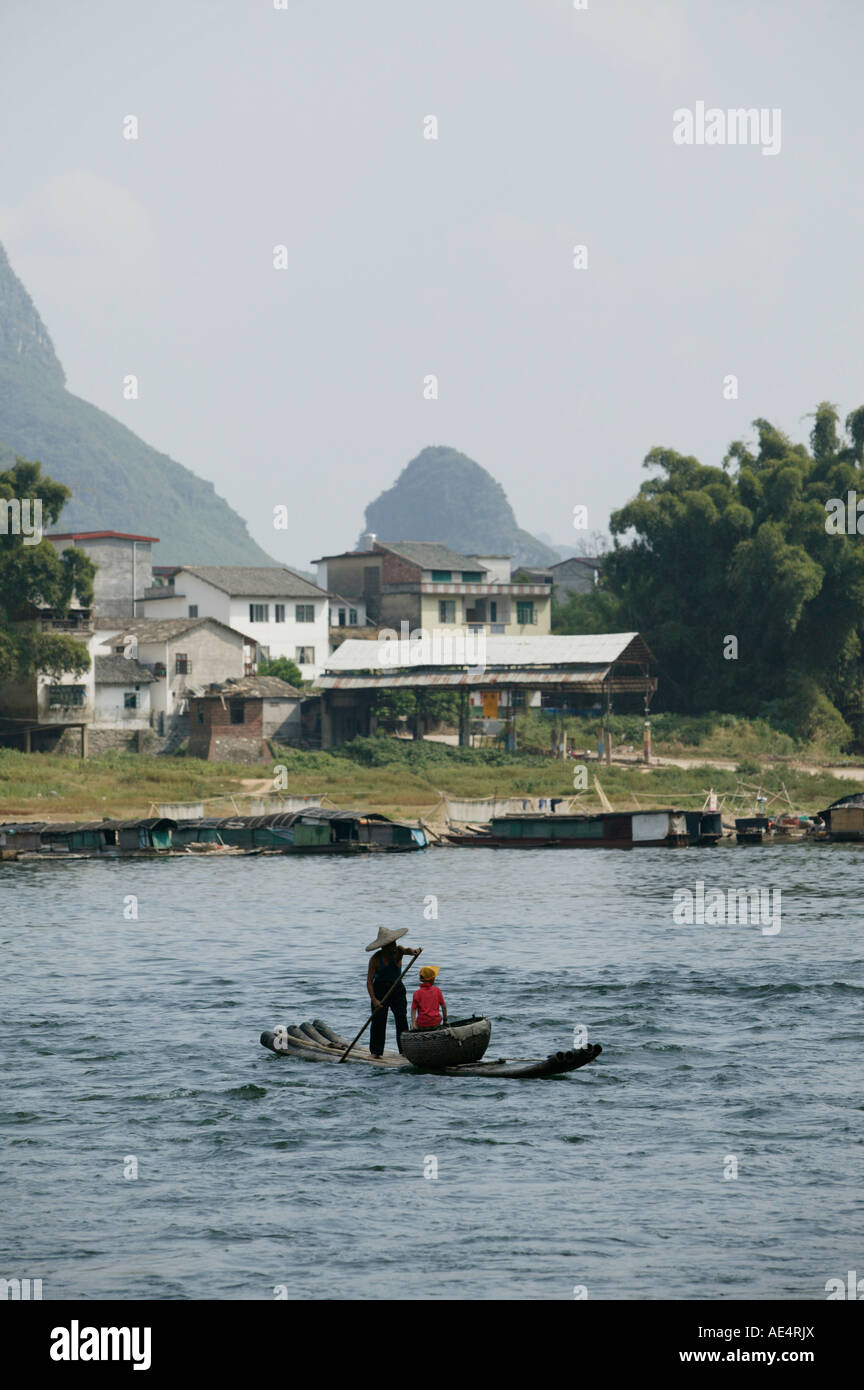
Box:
[2, 845, 862, 1300]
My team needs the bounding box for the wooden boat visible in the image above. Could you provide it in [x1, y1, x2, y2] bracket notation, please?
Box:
[447, 808, 688, 849]
[400, 1016, 491, 1067]
[260, 1019, 601, 1079]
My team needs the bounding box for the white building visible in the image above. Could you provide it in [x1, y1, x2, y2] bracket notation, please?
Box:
[140, 566, 331, 680]
[93, 654, 154, 730]
[94, 616, 250, 721]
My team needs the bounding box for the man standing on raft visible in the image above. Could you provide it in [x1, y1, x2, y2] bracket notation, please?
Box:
[366, 927, 421, 1057]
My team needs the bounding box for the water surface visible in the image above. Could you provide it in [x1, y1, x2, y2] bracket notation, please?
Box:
[2, 844, 861, 1299]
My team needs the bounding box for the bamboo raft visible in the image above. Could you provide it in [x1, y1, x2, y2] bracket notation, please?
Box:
[260, 1019, 602, 1079]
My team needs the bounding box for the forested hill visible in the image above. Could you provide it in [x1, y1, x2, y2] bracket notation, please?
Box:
[362, 446, 560, 566]
[0, 242, 274, 564]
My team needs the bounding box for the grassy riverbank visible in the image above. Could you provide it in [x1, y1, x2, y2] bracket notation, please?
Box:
[0, 739, 859, 823]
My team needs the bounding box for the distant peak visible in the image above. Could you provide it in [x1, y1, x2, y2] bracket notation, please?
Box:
[0, 241, 65, 383]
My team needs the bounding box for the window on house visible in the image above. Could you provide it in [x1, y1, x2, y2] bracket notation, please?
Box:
[175, 653, 189, 674]
[274, 604, 285, 622]
[490, 601, 497, 622]
[431, 570, 451, 582]
[48, 685, 86, 707]
[249, 604, 269, 622]
[338, 608, 346, 626]
[229, 700, 245, 724]
[461, 571, 483, 583]
[197, 708, 204, 724]
[296, 647, 314, 665]
[516, 601, 535, 625]
[349, 608, 358, 625]
[295, 604, 314, 622]
[439, 600, 456, 623]
[124, 692, 138, 709]
[188, 605, 198, 618]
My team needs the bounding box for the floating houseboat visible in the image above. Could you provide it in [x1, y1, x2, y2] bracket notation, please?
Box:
[0, 808, 426, 861]
[734, 815, 773, 845]
[447, 808, 689, 849]
[818, 793, 864, 842]
[683, 810, 724, 845]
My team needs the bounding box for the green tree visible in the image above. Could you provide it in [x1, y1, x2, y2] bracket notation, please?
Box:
[0, 456, 94, 683]
[256, 655, 304, 688]
[568, 406, 864, 743]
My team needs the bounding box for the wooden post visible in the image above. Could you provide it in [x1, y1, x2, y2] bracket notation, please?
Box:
[603, 685, 612, 764]
[458, 689, 466, 747]
[81, 724, 87, 758]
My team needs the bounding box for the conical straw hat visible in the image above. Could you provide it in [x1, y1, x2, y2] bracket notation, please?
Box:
[365, 926, 408, 952]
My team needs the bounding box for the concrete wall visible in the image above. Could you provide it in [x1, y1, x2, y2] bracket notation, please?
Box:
[93, 682, 152, 723]
[51, 538, 154, 618]
[551, 559, 600, 598]
[468, 556, 510, 583]
[379, 590, 422, 632]
[263, 698, 302, 742]
[318, 555, 382, 611]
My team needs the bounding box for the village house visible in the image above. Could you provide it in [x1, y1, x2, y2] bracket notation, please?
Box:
[139, 565, 331, 680]
[186, 675, 302, 762]
[45, 530, 159, 617]
[0, 619, 98, 754]
[93, 616, 251, 737]
[549, 556, 603, 599]
[313, 539, 552, 638]
[91, 653, 155, 753]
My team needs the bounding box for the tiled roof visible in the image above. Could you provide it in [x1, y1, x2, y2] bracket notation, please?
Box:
[186, 675, 302, 699]
[180, 566, 329, 598]
[93, 616, 251, 643]
[94, 655, 156, 684]
[376, 541, 488, 572]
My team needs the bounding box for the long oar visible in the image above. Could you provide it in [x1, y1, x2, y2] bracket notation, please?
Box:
[338, 948, 422, 1062]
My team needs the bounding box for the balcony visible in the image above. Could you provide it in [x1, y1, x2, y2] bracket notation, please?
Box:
[39, 614, 92, 633]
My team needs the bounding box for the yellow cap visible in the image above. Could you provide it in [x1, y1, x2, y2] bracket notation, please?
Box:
[419, 965, 440, 982]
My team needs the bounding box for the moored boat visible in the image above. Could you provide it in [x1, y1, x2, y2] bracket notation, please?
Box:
[0, 807, 426, 860]
[446, 808, 688, 849]
[735, 815, 773, 844]
[818, 794, 864, 841]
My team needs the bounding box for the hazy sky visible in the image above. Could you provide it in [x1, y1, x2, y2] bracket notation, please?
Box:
[1, 0, 862, 567]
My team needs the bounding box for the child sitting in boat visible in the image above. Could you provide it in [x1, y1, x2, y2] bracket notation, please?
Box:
[411, 966, 447, 1031]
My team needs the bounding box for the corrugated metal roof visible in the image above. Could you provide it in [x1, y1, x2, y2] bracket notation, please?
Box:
[324, 632, 649, 672]
[316, 668, 654, 691]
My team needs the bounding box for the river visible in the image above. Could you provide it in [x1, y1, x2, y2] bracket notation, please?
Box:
[2, 843, 861, 1300]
